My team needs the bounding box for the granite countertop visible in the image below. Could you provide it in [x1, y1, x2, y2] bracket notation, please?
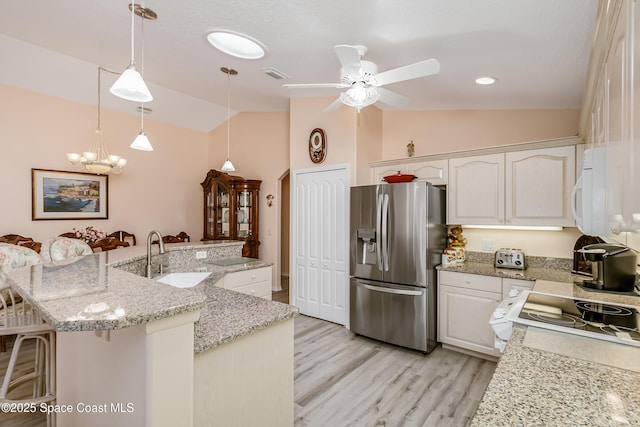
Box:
[5, 242, 298, 352]
[192, 286, 296, 354]
[454, 257, 640, 425]
[471, 325, 640, 426]
[7, 251, 207, 332]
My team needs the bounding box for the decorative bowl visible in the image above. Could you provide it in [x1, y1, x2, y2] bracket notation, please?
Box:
[383, 172, 417, 183]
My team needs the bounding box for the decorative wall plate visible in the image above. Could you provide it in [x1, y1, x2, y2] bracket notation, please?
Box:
[309, 128, 327, 163]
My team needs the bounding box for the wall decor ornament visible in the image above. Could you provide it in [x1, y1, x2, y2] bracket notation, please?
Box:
[32, 169, 108, 220]
[309, 128, 327, 163]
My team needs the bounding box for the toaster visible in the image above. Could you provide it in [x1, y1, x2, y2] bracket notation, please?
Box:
[495, 248, 526, 269]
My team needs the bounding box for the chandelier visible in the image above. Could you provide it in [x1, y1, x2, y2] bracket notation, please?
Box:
[67, 67, 127, 174]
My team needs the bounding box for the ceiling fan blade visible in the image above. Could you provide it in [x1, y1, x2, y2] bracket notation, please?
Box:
[324, 97, 344, 112]
[282, 83, 346, 89]
[376, 87, 408, 108]
[334, 45, 362, 69]
[372, 58, 440, 86]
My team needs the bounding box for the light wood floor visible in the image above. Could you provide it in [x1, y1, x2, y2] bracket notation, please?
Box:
[294, 315, 496, 427]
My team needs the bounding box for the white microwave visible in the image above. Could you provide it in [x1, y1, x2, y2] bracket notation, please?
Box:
[571, 147, 607, 236]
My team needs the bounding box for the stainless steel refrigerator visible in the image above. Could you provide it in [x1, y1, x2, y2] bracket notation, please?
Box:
[350, 181, 446, 353]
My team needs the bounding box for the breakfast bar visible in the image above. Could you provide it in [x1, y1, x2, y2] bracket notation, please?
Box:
[5, 241, 298, 427]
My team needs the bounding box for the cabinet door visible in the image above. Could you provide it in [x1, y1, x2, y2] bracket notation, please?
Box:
[372, 165, 408, 184]
[448, 154, 505, 225]
[407, 159, 448, 185]
[505, 146, 576, 226]
[438, 284, 501, 357]
[606, 4, 631, 236]
[631, 0, 640, 232]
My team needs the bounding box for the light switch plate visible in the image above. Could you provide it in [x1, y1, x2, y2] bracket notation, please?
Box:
[195, 251, 207, 259]
[482, 239, 495, 251]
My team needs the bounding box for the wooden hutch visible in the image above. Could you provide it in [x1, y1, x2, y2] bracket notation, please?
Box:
[201, 169, 261, 258]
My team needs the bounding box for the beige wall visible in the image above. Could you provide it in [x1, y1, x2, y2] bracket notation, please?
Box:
[208, 111, 290, 286]
[382, 109, 580, 159]
[289, 97, 357, 182]
[0, 84, 207, 245]
[355, 106, 383, 186]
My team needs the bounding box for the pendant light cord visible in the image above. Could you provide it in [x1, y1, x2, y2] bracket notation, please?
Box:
[130, 2, 135, 65]
[140, 12, 145, 129]
[97, 67, 101, 130]
[227, 70, 231, 159]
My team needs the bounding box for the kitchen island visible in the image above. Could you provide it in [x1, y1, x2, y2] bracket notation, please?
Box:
[444, 258, 640, 426]
[5, 241, 298, 427]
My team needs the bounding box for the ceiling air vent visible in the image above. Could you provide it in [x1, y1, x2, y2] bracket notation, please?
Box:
[262, 67, 289, 80]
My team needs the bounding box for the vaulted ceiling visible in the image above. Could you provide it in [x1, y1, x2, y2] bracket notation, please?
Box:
[0, 0, 597, 131]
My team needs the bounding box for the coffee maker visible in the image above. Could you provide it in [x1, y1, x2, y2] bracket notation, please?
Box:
[577, 243, 638, 292]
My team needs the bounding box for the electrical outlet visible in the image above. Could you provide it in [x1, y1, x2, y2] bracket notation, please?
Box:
[195, 251, 207, 259]
[482, 239, 495, 251]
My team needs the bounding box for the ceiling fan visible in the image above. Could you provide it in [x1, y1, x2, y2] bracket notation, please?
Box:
[283, 44, 440, 112]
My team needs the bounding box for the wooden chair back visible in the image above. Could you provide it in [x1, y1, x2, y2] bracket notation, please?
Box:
[107, 231, 137, 246]
[0, 234, 42, 254]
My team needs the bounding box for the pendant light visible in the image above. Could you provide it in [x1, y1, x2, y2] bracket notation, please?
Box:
[131, 104, 153, 151]
[130, 6, 154, 151]
[67, 67, 127, 174]
[110, 3, 156, 102]
[220, 67, 237, 173]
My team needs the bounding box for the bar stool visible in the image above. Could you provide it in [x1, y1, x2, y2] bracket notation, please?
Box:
[0, 283, 56, 426]
[0, 243, 56, 426]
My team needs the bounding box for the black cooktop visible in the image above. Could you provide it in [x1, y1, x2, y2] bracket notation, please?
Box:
[514, 292, 640, 347]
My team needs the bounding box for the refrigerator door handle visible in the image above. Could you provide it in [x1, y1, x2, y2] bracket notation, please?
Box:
[360, 283, 424, 296]
[376, 193, 384, 271]
[381, 193, 390, 271]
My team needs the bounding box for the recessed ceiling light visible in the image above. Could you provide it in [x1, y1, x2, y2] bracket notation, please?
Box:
[205, 30, 266, 59]
[475, 76, 497, 85]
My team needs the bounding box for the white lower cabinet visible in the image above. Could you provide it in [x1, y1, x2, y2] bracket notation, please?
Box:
[438, 270, 533, 358]
[220, 266, 272, 300]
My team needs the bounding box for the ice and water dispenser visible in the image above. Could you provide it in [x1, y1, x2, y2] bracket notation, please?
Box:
[356, 228, 377, 265]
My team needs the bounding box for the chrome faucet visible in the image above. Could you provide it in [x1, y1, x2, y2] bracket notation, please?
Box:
[146, 230, 166, 278]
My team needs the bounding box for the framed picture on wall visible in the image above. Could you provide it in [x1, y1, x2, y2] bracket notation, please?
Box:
[31, 169, 108, 220]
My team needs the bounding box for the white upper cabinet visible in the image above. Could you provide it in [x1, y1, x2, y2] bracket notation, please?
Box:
[371, 165, 408, 184]
[448, 147, 575, 226]
[506, 146, 576, 226]
[371, 159, 448, 185]
[448, 153, 504, 225]
[407, 159, 448, 186]
[580, 1, 640, 238]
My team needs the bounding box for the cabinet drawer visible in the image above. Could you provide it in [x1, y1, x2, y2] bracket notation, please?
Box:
[224, 267, 271, 289]
[232, 281, 272, 300]
[439, 271, 501, 293]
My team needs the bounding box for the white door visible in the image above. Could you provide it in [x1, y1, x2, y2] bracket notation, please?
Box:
[292, 165, 349, 325]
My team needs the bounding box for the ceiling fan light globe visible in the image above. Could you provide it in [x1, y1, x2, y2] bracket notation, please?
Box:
[340, 85, 380, 111]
